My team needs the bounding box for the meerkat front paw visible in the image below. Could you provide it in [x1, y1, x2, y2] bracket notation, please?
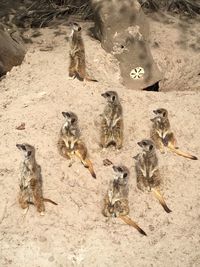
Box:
[40, 211, 45, 216]
[22, 207, 29, 215]
[68, 75, 76, 80]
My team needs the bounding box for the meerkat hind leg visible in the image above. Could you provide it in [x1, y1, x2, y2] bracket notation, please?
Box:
[69, 57, 77, 79]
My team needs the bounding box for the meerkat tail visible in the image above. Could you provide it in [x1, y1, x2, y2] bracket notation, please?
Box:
[119, 215, 147, 236]
[28, 199, 58, 205]
[43, 198, 58, 205]
[84, 76, 98, 82]
[167, 143, 198, 160]
[82, 158, 96, 179]
[151, 188, 172, 213]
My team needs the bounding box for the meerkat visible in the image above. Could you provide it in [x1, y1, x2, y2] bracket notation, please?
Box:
[57, 111, 96, 179]
[150, 108, 198, 160]
[16, 143, 57, 215]
[100, 91, 123, 149]
[133, 139, 171, 213]
[68, 22, 98, 82]
[102, 165, 146, 236]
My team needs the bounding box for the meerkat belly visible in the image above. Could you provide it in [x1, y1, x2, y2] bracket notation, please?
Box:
[20, 173, 33, 200]
[63, 136, 77, 152]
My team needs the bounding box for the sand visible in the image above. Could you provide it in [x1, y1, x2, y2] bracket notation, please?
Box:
[0, 15, 200, 267]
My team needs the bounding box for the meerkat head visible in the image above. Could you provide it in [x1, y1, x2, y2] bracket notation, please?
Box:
[112, 165, 129, 185]
[16, 143, 35, 159]
[101, 91, 119, 104]
[137, 139, 155, 153]
[62, 111, 78, 132]
[153, 108, 168, 118]
[70, 22, 82, 32]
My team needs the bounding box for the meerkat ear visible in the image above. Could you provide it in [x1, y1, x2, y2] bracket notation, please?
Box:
[112, 95, 116, 102]
[123, 173, 128, 178]
[71, 118, 76, 124]
[27, 151, 32, 157]
[149, 144, 154, 150]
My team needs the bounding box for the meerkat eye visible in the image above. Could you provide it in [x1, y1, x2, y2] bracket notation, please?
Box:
[121, 45, 124, 49]
[112, 95, 116, 102]
[123, 173, 128, 178]
[106, 93, 110, 97]
[157, 110, 161, 113]
[142, 141, 147, 146]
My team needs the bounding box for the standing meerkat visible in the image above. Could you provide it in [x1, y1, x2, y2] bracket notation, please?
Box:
[57, 111, 96, 179]
[100, 91, 123, 149]
[16, 143, 57, 215]
[150, 108, 198, 160]
[133, 139, 171, 213]
[68, 22, 98, 82]
[102, 165, 147, 236]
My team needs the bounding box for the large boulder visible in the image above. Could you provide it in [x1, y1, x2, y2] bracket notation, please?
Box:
[0, 23, 26, 77]
[91, 0, 163, 90]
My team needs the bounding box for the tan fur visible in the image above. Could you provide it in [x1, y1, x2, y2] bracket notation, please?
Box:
[102, 165, 146, 235]
[57, 112, 96, 178]
[134, 139, 171, 213]
[16, 143, 57, 215]
[100, 91, 123, 149]
[68, 22, 97, 82]
[151, 108, 197, 160]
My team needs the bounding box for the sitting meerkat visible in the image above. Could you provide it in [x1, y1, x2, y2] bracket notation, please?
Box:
[102, 165, 146, 236]
[133, 139, 171, 213]
[100, 91, 123, 149]
[16, 143, 57, 215]
[68, 22, 98, 82]
[150, 108, 198, 160]
[57, 111, 96, 179]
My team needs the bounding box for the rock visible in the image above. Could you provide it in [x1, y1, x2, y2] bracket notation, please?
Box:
[0, 23, 26, 77]
[91, 0, 163, 90]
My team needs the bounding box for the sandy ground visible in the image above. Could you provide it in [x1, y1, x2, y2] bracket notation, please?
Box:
[0, 15, 200, 267]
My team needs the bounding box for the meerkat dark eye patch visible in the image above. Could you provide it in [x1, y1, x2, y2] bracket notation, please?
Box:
[149, 144, 153, 150]
[163, 111, 166, 117]
[78, 26, 81, 31]
[112, 96, 116, 101]
[106, 93, 110, 97]
[62, 112, 71, 118]
[71, 118, 76, 124]
[142, 141, 147, 146]
[117, 167, 123, 172]
[27, 151, 32, 156]
[21, 145, 26, 151]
